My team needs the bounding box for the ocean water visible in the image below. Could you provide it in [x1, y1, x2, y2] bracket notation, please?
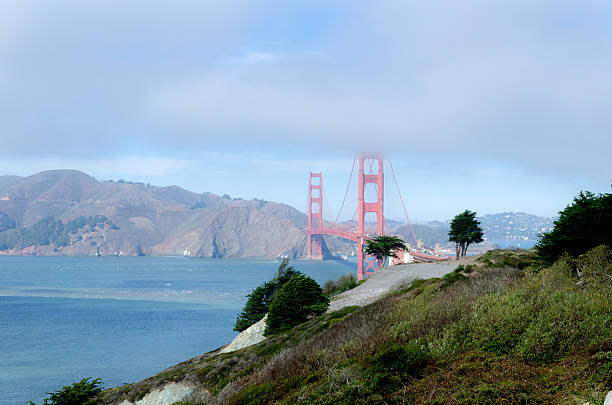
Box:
[0, 256, 355, 405]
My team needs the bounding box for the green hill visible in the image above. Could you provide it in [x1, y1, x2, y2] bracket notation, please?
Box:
[96, 248, 611, 404]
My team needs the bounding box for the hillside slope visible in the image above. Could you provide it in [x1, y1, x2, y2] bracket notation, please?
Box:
[0, 170, 306, 257]
[97, 250, 611, 405]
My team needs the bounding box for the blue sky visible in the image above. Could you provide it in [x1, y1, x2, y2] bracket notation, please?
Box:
[0, 1, 610, 221]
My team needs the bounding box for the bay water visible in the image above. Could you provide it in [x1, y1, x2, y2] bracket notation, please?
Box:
[0, 256, 355, 404]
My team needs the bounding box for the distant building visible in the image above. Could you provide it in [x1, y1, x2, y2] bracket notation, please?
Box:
[390, 249, 414, 265]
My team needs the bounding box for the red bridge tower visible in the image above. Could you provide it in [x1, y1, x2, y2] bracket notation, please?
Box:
[306, 154, 385, 280]
[357, 153, 384, 280]
[307, 172, 323, 260]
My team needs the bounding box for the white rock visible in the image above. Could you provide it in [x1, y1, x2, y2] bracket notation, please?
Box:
[604, 391, 612, 405]
[117, 382, 193, 405]
[220, 315, 267, 353]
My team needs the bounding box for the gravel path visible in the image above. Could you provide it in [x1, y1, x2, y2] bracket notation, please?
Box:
[222, 261, 463, 353]
[327, 261, 459, 312]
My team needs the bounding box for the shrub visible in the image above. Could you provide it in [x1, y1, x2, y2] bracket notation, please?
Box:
[440, 267, 467, 289]
[590, 351, 612, 386]
[264, 275, 329, 336]
[477, 249, 543, 270]
[322, 273, 357, 297]
[43, 377, 102, 405]
[576, 245, 612, 288]
[371, 341, 430, 376]
[517, 287, 612, 363]
[466, 290, 533, 354]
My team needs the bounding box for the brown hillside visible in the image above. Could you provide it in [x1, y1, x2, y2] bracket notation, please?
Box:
[0, 170, 307, 258]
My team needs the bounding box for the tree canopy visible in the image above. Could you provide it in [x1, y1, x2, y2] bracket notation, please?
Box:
[233, 259, 302, 331]
[448, 210, 484, 258]
[264, 274, 329, 336]
[536, 190, 612, 263]
[0, 211, 16, 233]
[0, 215, 112, 251]
[364, 235, 406, 267]
[43, 377, 102, 405]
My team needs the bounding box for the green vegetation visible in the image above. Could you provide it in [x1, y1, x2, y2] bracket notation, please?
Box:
[448, 210, 484, 258]
[264, 274, 329, 336]
[537, 189, 612, 263]
[476, 249, 545, 273]
[43, 377, 102, 405]
[234, 259, 303, 332]
[323, 272, 357, 297]
[0, 210, 16, 232]
[364, 235, 406, 266]
[101, 247, 610, 404]
[0, 215, 115, 251]
[577, 244, 612, 289]
[225, 248, 610, 404]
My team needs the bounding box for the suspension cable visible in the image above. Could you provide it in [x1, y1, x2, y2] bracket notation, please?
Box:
[323, 185, 332, 226]
[383, 216, 391, 236]
[389, 156, 418, 244]
[333, 153, 357, 226]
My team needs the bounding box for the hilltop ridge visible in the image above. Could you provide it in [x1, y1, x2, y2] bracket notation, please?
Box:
[0, 170, 307, 258]
[0, 170, 556, 258]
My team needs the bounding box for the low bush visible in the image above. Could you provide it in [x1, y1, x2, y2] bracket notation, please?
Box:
[590, 351, 612, 386]
[576, 244, 612, 288]
[440, 267, 467, 288]
[466, 289, 534, 354]
[322, 272, 357, 297]
[477, 248, 543, 270]
[370, 340, 430, 377]
[517, 287, 611, 363]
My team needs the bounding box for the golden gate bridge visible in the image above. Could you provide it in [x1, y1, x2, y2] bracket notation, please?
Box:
[306, 153, 447, 280]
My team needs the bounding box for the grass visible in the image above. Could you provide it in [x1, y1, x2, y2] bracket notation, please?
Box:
[99, 248, 611, 404]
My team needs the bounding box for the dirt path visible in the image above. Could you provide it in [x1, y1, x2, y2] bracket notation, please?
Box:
[327, 261, 463, 312]
[223, 259, 472, 353]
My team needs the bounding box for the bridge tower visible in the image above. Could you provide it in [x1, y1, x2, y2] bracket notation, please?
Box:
[357, 153, 384, 280]
[307, 172, 323, 259]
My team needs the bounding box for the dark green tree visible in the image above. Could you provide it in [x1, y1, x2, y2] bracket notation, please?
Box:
[536, 190, 612, 263]
[233, 259, 302, 331]
[43, 377, 102, 405]
[264, 274, 329, 336]
[364, 235, 406, 267]
[448, 210, 484, 258]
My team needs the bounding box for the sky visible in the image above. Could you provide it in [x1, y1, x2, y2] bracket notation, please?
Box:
[0, 1, 610, 221]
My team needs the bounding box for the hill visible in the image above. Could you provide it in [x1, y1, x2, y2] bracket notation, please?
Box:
[0, 170, 556, 258]
[0, 170, 307, 258]
[94, 249, 611, 404]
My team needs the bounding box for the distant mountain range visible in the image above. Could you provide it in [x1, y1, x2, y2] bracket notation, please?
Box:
[395, 212, 555, 249]
[0, 170, 556, 257]
[0, 170, 307, 257]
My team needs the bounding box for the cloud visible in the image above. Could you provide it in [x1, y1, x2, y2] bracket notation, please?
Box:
[0, 157, 193, 178]
[224, 51, 284, 65]
[0, 1, 611, 185]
